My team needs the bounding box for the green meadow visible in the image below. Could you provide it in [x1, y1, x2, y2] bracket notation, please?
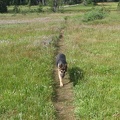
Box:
[0, 2, 120, 120]
[64, 11, 120, 119]
[0, 14, 63, 119]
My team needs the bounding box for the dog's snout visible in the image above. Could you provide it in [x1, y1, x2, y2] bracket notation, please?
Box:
[60, 70, 65, 78]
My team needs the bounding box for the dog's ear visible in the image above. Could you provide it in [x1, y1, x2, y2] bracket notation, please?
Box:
[65, 64, 67, 71]
[58, 64, 63, 68]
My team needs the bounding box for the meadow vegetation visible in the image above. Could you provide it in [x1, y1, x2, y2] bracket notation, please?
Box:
[0, 2, 120, 120]
[0, 14, 63, 119]
[63, 5, 120, 119]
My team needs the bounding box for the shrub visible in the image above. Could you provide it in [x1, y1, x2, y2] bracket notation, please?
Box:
[13, 5, 20, 13]
[69, 1, 75, 5]
[83, 7, 109, 22]
[37, 3, 43, 12]
[0, 0, 7, 13]
[117, 1, 120, 11]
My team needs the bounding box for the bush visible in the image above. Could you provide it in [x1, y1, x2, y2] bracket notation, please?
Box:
[117, 1, 120, 11]
[69, 1, 75, 5]
[0, 0, 7, 13]
[13, 5, 20, 13]
[83, 7, 109, 22]
[37, 3, 43, 12]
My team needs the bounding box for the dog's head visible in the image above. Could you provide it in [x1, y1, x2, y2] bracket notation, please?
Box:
[58, 64, 67, 78]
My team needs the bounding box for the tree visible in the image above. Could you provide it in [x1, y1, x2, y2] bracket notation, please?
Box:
[53, 0, 58, 12]
[41, 0, 46, 5]
[117, 0, 120, 11]
[48, 0, 59, 12]
[0, 0, 7, 13]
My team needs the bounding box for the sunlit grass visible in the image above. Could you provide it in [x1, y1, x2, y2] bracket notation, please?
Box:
[63, 11, 120, 119]
[0, 15, 62, 119]
[0, 2, 119, 120]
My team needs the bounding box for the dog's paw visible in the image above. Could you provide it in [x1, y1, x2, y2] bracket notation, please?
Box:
[60, 84, 63, 87]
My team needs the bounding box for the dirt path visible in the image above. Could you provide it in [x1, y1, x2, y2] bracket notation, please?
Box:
[0, 17, 63, 25]
[53, 29, 76, 120]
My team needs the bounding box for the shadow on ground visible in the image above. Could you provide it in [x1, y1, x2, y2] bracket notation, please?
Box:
[68, 67, 84, 86]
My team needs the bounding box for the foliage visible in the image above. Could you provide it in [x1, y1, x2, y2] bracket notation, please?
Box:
[36, 3, 43, 12]
[2, 0, 120, 6]
[117, 0, 120, 11]
[48, 0, 62, 12]
[0, 0, 7, 13]
[0, 0, 119, 13]
[13, 5, 20, 13]
[83, 7, 109, 22]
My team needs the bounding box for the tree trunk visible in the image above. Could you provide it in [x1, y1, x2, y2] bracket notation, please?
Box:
[53, 0, 58, 12]
[42, 0, 45, 5]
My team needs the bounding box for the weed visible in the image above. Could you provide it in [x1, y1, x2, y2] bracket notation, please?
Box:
[83, 7, 109, 22]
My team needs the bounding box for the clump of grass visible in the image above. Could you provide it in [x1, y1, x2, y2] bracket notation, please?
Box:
[13, 5, 21, 13]
[83, 7, 109, 22]
[37, 3, 43, 12]
[117, 1, 120, 11]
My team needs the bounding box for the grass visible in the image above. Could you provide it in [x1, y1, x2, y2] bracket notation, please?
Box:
[0, 2, 120, 120]
[63, 10, 120, 119]
[60, 4, 92, 13]
[82, 7, 109, 22]
[0, 14, 63, 119]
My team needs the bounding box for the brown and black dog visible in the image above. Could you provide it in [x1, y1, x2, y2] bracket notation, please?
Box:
[56, 53, 67, 87]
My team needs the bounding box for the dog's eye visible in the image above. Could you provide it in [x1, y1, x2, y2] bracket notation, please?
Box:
[61, 70, 65, 73]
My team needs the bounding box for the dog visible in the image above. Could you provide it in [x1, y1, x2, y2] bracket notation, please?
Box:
[56, 53, 67, 87]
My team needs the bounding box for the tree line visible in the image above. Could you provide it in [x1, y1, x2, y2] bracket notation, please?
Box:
[0, 0, 120, 13]
[3, 0, 119, 5]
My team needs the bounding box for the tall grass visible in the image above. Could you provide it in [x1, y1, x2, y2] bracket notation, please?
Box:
[0, 3, 119, 120]
[83, 7, 109, 22]
[63, 11, 120, 119]
[0, 15, 62, 119]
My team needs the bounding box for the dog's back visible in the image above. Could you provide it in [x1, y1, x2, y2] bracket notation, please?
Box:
[56, 53, 67, 66]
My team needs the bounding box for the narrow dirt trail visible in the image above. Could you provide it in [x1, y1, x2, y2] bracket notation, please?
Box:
[53, 29, 76, 120]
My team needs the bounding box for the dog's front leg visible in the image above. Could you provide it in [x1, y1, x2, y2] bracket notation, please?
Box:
[58, 70, 63, 87]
